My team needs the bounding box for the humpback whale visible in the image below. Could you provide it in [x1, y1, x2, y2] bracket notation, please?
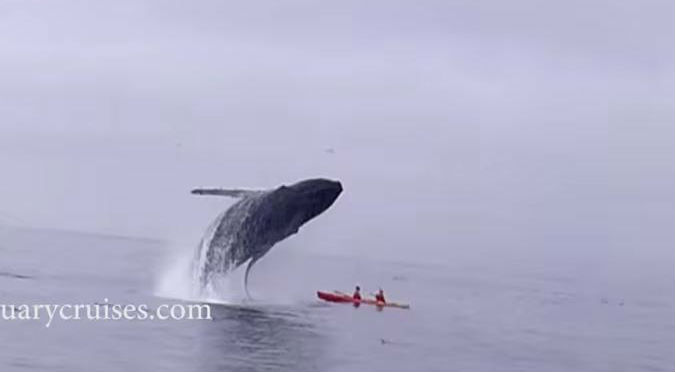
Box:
[192, 178, 342, 297]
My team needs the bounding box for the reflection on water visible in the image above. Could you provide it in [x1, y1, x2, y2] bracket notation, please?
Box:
[195, 304, 327, 372]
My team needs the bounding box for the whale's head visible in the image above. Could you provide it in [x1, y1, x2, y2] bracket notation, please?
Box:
[273, 178, 343, 228]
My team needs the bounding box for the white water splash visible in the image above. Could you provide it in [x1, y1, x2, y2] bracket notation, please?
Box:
[153, 243, 199, 301]
[154, 240, 253, 304]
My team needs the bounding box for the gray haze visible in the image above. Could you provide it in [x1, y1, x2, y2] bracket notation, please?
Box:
[0, 0, 673, 272]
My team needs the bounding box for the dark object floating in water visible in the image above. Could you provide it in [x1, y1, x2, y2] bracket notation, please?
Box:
[0, 271, 32, 280]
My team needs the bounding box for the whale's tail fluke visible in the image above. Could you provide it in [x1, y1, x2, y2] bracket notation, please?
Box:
[191, 188, 260, 198]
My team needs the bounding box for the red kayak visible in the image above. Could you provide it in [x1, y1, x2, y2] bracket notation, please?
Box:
[317, 291, 410, 309]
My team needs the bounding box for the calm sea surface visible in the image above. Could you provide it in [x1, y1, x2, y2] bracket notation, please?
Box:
[0, 227, 673, 371]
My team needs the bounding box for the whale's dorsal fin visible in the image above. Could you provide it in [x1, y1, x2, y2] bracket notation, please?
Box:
[191, 188, 260, 198]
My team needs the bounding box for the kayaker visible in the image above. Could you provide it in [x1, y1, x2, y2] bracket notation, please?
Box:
[375, 289, 386, 303]
[352, 286, 362, 300]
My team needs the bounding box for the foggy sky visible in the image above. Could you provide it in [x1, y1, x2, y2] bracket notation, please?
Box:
[0, 0, 673, 268]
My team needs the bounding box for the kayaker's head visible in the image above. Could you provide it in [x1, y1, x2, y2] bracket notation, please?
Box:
[355, 286, 360, 292]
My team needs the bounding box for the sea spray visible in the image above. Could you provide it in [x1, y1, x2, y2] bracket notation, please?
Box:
[154, 241, 250, 304]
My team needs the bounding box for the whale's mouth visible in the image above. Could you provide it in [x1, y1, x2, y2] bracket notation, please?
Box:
[326, 181, 343, 207]
[290, 178, 342, 194]
[327, 180, 343, 198]
[291, 178, 342, 202]
[313, 180, 342, 205]
[288, 179, 343, 223]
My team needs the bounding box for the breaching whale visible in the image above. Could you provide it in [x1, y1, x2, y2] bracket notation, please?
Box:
[192, 178, 342, 297]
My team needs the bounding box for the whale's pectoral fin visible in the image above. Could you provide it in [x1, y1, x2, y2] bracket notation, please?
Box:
[244, 256, 261, 299]
[191, 188, 260, 198]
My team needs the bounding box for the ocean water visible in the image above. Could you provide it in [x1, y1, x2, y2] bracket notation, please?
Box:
[0, 226, 673, 372]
